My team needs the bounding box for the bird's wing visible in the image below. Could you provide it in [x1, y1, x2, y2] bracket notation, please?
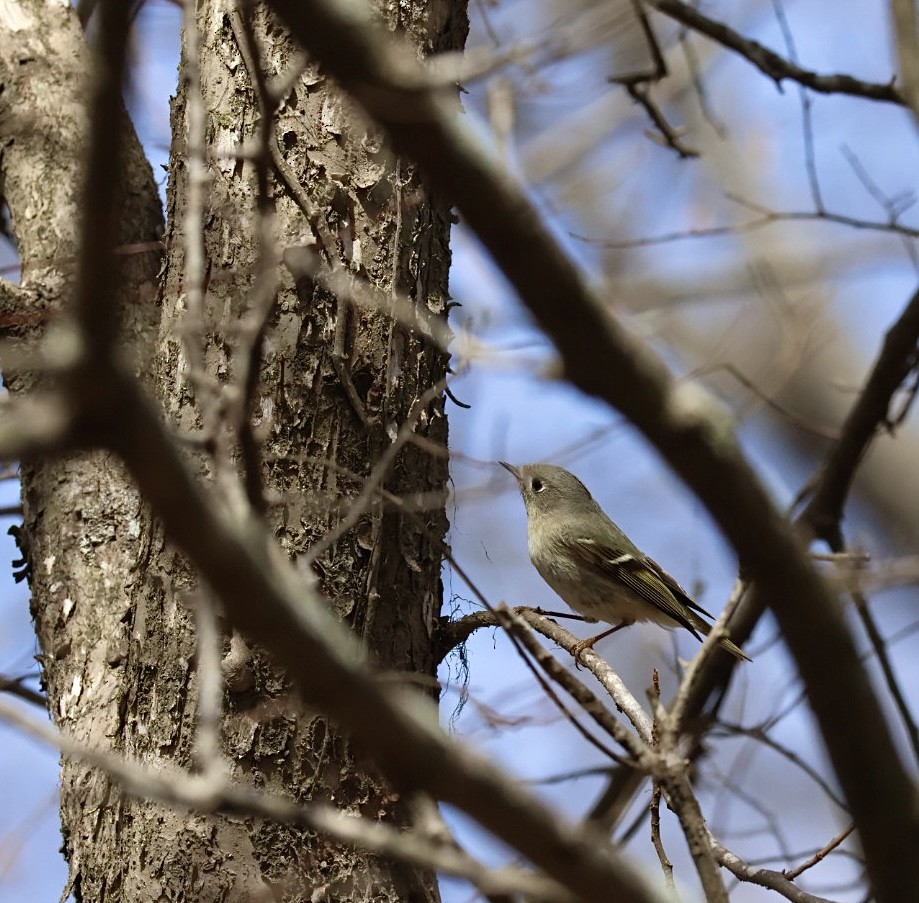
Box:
[642, 554, 715, 619]
[569, 537, 709, 638]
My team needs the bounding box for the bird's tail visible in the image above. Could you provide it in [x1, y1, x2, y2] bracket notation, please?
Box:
[690, 614, 751, 662]
[715, 634, 751, 662]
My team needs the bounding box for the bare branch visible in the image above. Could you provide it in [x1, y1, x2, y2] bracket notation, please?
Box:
[690, 363, 839, 440]
[666, 578, 747, 734]
[661, 768, 728, 902]
[714, 721, 849, 813]
[643, 0, 903, 107]
[784, 825, 855, 882]
[494, 606, 653, 762]
[304, 376, 453, 567]
[850, 581, 919, 766]
[625, 81, 699, 158]
[712, 837, 842, 903]
[574, 205, 919, 249]
[649, 784, 675, 890]
[0, 673, 46, 707]
[800, 287, 919, 536]
[441, 607, 654, 742]
[0, 697, 579, 903]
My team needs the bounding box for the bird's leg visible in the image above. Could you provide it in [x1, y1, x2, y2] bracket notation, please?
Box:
[571, 621, 632, 664]
[514, 605, 592, 622]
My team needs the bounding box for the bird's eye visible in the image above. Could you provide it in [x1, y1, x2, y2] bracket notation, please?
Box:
[531, 478, 545, 493]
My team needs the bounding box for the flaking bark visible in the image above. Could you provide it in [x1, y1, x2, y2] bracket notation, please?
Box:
[1, 0, 466, 899]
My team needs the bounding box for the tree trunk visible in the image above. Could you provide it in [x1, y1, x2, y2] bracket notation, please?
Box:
[2, 0, 466, 899]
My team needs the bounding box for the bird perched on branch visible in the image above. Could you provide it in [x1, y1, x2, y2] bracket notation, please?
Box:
[500, 461, 750, 663]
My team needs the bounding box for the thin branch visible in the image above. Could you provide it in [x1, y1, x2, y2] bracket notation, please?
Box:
[850, 576, 919, 766]
[799, 287, 919, 537]
[665, 772, 729, 902]
[707, 764, 797, 866]
[770, 0, 824, 211]
[667, 578, 747, 735]
[574, 206, 919, 249]
[712, 837, 842, 903]
[304, 375, 453, 567]
[0, 673, 46, 707]
[840, 144, 919, 271]
[490, 608, 641, 766]
[227, 6, 278, 514]
[0, 697, 579, 903]
[441, 607, 654, 743]
[827, 554, 919, 594]
[714, 721, 849, 813]
[625, 81, 699, 158]
[783, 825, 855, 882]
[494, 607, 653, 762]
[437, 588, 643, 766]
[679, 25, 727, 137]
[643, 0, 904, 106]
[648, 673, 675, 891]
[498, 618, 726, 901]
[690, 363, 839, 440]
[649, 783, 675, 891]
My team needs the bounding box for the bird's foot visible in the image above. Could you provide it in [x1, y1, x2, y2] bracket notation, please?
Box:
[517, 606, 590, 622]
[570, 622, 631, 667]
[570, 636, 599, 668]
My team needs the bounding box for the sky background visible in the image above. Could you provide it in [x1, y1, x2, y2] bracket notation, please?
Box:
[3, 1, 919, 901]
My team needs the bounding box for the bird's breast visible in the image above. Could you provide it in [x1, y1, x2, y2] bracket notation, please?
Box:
[528, 527, 678, 627]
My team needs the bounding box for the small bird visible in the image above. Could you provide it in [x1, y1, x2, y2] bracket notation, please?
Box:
[501, 461, 750, 662]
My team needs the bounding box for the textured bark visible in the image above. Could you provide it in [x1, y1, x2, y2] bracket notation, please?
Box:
[1, 0, 465, 900]
[116, 1, 462, 897]
[0, 3, 164, 903]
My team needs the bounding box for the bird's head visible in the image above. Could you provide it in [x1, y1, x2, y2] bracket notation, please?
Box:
[499, 461, 594, 518]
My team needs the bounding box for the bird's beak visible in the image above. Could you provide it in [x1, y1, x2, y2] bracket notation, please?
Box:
[499, 461, 521, 480]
